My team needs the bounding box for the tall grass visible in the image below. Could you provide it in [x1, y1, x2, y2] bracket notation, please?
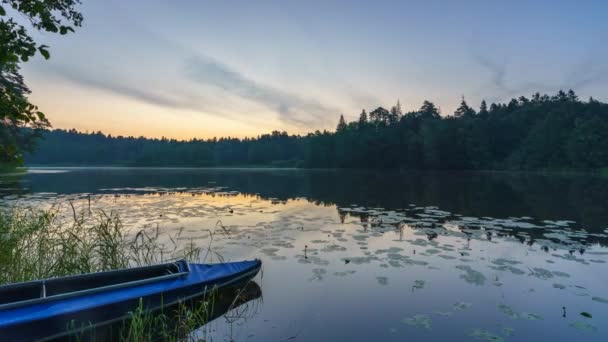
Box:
[0, 205, 250, 341]
[0, 205, 202, 284]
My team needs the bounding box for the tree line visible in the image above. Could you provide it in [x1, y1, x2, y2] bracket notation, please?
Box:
[26, 90, 608, 170]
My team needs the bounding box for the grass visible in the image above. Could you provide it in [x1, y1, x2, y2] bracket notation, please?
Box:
[0, 204, 253, 341]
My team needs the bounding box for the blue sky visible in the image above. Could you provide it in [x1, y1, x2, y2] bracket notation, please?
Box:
[21, 0, 608, 139]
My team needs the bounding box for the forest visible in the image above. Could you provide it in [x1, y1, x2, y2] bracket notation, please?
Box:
[26, 90, 608, 170]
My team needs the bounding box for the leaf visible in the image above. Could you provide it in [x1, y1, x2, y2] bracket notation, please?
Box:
[38, 46, 50, 60]
[0, 6, 6, 16]
[60, 26, 75, 35]
[580, 312, 592, 318]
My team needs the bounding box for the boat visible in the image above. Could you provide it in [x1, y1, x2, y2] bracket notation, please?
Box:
[0, 259, 262, 341]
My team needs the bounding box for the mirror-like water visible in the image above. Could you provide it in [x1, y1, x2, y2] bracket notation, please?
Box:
[1, 167, 607, 341]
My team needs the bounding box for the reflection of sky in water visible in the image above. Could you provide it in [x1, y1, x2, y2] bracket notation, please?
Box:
[1, 170, 608, 341]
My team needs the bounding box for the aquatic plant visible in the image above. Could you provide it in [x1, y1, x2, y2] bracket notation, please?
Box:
[0, 205, 247, 341]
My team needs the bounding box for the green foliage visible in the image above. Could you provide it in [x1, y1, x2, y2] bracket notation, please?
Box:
[24, 90, 608, 171]
[0, 0, 82, 166]
[0, 206, 203, 285]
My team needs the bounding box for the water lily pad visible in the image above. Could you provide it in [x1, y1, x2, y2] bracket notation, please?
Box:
[469, 328, 504, 342]
[413, 280, 425, 289]
[376, 276, 388, 285]
[454, 301, 472, 310]
[569, 321, 597, 332]
[497, 304, 519, 319]
[455, 265, 486, 285]
[403, 314, 432, 329]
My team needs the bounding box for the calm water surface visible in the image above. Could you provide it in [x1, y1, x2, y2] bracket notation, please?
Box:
[1, 167, 608, 341]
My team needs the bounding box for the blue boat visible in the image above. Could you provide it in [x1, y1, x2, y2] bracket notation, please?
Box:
[0, 259, 261, 341]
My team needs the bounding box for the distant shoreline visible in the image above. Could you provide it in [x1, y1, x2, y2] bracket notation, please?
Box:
[11, 165, 608, 177]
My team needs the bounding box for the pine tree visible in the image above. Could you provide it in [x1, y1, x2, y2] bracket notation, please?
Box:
[419, 101, 440, 119]
[370, 107, 390, 125]
[358, 109, 368, 129]
[567, 89, 578, 102]
[336, 114, 347, 132]
[389, 99, 402, 124]
[479, 100, 488, 116]
[454, 97, 476, 118]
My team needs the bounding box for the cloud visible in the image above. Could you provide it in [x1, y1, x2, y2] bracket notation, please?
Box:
[45, 63, 213, 113]
[473, 49, 608, 103]
[184, 55, 336, 127]
[43, 54, 337, 129]
[472, 53, 549, 102]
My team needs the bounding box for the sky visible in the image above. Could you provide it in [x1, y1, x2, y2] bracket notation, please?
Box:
[19, 0, 608, 139]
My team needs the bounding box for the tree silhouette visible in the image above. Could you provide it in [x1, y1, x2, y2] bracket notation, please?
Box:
[454, 97, 475, 118]
[479, 100, 488, 116]
[1, 0, 83, 167]
[25, 90, 608, 172]
[418, 101, 440, 119]
[358, 109, 368, 129]
[336, 114, 347, 132]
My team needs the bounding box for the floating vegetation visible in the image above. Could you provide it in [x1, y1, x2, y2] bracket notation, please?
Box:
[469, 328, 504, 342]
[341, 256, 378, 265]
[497, 304, 519, 319]
[497, 304, 542, 320]
[569, 321, 598, 332]
[521, 312, 543, 321]
[580, 312, 592, 318]
[402, 314, 432, 329]
[501, 327, 515, 337]
[376, 276, 389, 285]
[530, 267, 554, 279]
[552, 271, 571, 278]
[591, 296, 608, 304]
[320, 244, 347, 252]
[453, 302, 472, 311]
[310, 268, 327, 281]
[455, 265, 486, 286]
[413, 280, 425, 289]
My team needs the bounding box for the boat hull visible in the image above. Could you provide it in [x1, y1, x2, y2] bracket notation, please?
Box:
[0, 260, 261, 341]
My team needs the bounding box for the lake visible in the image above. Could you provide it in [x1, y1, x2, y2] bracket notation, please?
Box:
[1, 167, 608, 341]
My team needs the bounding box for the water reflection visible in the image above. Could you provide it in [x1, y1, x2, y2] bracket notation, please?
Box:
[3, 168, 608, 231]
[2, 168, 608, 341]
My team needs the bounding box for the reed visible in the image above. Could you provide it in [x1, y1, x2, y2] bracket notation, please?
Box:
[0, 205, 236, 341]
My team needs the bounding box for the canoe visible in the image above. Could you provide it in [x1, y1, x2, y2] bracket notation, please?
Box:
[0, 259, 262, 341]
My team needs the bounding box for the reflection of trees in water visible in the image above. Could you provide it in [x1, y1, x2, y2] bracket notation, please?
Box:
[8, 169, 608, 235]
[0, 172, 27, 196]
[339, 207, 606, 249]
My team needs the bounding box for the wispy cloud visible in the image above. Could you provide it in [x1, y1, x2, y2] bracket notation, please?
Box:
[472, 53, 549, 102]
[184, 56, 336, 127]
[473, 49, 608, 103]
[47, 64, 193, 110]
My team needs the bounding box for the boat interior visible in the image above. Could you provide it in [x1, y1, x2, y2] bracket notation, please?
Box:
[0, 260, 187, 308]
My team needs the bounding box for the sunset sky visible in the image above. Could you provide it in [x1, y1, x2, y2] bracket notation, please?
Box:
[21, 0, 608, 140]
